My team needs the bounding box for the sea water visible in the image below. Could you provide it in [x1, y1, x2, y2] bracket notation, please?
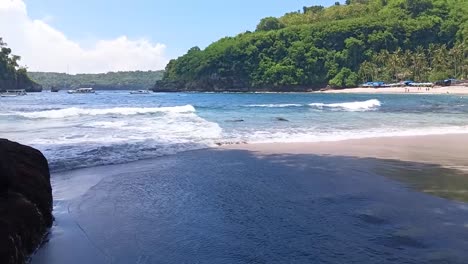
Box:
[1, 91, 468, 171]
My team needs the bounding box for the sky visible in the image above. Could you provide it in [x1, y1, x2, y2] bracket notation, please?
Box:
[0, 0, 338, 73]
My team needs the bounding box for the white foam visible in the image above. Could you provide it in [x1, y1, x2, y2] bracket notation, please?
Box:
[87, 121, 129, 128]
[14, 105, 196, 119]
[30, 110, 223, 171]
[309, 99, 381, 111]
[245, 104, 303, 108]
[226, 125, 468, 144]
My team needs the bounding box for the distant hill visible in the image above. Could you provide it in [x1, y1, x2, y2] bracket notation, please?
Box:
[28, 71, 164, 90]
[156, 0, 467, 92]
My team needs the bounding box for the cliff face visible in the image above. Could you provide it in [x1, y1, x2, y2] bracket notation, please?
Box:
[16, 76, 43, 92]
[153, 79, 322, 93]
[0, 139, 52, 264]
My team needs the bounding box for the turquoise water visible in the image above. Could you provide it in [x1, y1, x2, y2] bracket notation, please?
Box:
[1, 91, 468, 171]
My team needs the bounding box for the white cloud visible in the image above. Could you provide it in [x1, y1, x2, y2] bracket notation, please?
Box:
[0, 0, 168, 73]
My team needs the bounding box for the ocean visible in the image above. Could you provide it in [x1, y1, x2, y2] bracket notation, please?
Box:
[1, 91, 468, 171]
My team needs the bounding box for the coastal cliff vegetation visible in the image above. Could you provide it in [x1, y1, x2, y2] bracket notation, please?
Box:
[0, 38, 41, 92]
[28, 71, 164, 90]
[156, 0, 468, 91]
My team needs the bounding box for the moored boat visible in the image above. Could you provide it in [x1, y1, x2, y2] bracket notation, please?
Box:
[68, 88, 95, 94]
[0, 89, 27, 97]
[130, 90, 151, 94]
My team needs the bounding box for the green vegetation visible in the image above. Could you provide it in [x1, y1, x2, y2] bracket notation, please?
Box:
[156, 0, 468, 91]
[0, 38, 41, 92]
[28, 71, 164, 90]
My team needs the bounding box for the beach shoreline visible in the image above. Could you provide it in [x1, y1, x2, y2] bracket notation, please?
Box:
[222, 133, 468, 171]
[321, 85, 468, 94]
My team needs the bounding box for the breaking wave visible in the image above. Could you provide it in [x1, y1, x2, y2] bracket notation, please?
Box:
[309, 99, 381, 111]
[244, 100, 381, 111]
[11, 105, 196, 119]
[245, 104, 303, 108]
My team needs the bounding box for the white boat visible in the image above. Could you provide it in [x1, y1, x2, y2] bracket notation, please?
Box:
[130, 90, 150, 94]
[68, 88, 95, 94]
[1, 89, 27, 97]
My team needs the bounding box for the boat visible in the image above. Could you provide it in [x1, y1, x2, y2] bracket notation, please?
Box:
[360, 81, 386, 88]
[130, 90, 151, 94]
[0, 89, 27, 97]
[68, 88, 95, 94]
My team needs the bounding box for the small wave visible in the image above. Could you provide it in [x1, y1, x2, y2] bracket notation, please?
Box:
[309, 99, 381, 111]
[45, 141, 212, 172]
[224, 125, 468, 144]
[13, 105, 196, 119]
[245, 104, 303, 108]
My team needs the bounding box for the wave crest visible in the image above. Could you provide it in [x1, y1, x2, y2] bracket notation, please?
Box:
[309, 99, 381, 111]
[245, 104, 303, 108]
[14, 105, 196, 119]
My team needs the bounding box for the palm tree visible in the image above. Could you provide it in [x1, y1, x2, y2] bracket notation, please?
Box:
[373, 50, 389, 80]
[450, 42, 464, 79]
[359, 61, 377, 81]
[388, 48, 404, 81]
[412, 46, 428, 81]
[432, 44, 449, 74]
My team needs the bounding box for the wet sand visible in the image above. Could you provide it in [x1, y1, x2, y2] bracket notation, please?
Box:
[224, 134, 468, 202]
[32, 134, 468, 264]
[322, 85, 468, 94]
[224, 134, 468, 172]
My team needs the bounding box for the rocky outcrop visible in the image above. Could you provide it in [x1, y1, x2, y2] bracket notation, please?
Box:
[17, 78, 43, 93]
[153, 78, 323, 93]
[0, 139, 52, 264]
[0, 75, 43, 93]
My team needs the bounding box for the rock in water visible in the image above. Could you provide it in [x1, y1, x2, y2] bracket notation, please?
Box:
[0, 139, 52, 264]
[276, 117, 289, 122]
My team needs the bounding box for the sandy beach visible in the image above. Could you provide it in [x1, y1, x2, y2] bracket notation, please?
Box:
[32, 133, 468, 264]
[322, 85, 468, 94]
[223, 134, 468, 172]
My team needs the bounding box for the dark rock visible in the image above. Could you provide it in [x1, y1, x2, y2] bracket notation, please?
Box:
[276, 117, 289, 122]
[0, 139, 52, 264]
[153, 79, 324, 93]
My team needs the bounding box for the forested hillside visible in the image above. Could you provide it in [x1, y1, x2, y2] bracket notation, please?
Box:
[29, 71, 164, 90]
[156, 0, 468, 91]
[0, 38, 41, 92]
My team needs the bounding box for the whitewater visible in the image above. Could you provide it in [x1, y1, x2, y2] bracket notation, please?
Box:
[1, 91, 468, 171]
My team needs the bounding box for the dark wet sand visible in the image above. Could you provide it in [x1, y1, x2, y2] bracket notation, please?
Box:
[32, 135, 468, 264]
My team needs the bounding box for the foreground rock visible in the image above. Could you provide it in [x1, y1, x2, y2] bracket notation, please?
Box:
[0, 139, 52, 264]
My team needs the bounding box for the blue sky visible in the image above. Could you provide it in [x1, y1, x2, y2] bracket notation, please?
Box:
[25, 0, 338, 59]
[1, 0, 338, 73]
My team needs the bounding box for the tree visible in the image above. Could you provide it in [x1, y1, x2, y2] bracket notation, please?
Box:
[359, 61, 378, 81]
[344, 37, 364, 71]
[411, 46, 428, 81]
[0, 37, 39, 91]
[256, 17, 285, 31]
[450, 42, 464, 78]
[329, 67, 357, 88]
